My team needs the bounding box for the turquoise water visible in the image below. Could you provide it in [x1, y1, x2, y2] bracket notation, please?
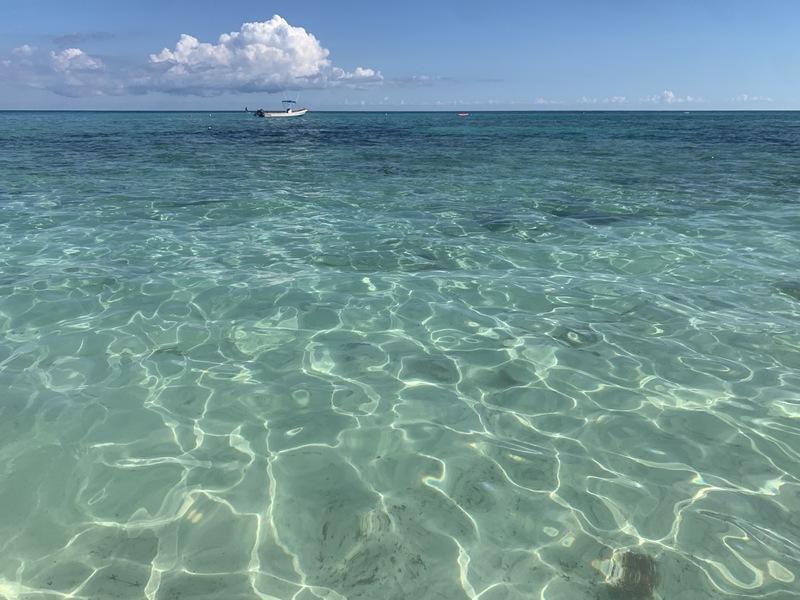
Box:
[1, 111, 799, 599]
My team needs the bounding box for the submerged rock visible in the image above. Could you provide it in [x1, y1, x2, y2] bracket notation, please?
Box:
[551, 325, 600, 349]
[547, 207, 632, 225]
[604, 550, 658, 599]
[481, 217, 517, 233]
[774, 280, 800, 301]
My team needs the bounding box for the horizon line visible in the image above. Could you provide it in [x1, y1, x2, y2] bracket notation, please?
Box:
[1, 108, 797, 113]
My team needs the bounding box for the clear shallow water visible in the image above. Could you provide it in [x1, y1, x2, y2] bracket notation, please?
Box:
[1, 110, 799, 600]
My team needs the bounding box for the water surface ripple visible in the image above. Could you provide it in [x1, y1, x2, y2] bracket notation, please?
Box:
[1, 111, 799, 599]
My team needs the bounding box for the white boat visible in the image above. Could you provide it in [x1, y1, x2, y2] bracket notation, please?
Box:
[250, 100, 308, 118]
[265, 108, 308, 118]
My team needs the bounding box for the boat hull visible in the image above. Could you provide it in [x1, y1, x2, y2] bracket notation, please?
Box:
[264, 108, 308, 118]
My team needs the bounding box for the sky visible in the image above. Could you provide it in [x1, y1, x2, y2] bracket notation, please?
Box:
[1, 0, 798, 110]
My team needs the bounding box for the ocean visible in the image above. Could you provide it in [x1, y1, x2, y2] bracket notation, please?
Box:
[0, 111, 799, 599]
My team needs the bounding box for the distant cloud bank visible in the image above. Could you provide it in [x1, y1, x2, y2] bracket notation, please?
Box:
[1, 15, 382, 97]
[642, 89, 702, 104]
[731, 94, 773, 103]
[1, 27, 781, 107]
[578, 95, 629, 105]
[529, 90, 702, 108]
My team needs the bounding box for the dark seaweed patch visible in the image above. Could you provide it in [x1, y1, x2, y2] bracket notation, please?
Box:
[606, 551, 658, 599]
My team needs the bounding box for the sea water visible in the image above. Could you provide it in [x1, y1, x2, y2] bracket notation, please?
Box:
[0, 111, 799, 599]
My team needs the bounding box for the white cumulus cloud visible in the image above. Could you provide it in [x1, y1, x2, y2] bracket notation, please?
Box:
[331, 66, 382, 82]
[1, 44, 118, 96]
[12, 44, 36, 57]
[50, 47, 104, 72]
[2, 15, 382, 97]
[144, 16, 381, 94]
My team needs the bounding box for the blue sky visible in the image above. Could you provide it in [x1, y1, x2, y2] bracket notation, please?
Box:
[1, 0, 798, 109]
